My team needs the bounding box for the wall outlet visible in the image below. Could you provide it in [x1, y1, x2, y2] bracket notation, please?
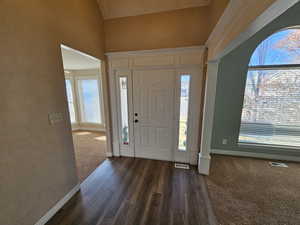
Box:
[222, 138, 228, 145]
[48, 112, 64, 125]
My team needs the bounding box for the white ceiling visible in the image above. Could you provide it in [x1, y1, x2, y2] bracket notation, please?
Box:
[61, 46, 100, 70]
[98, 0, 211, 19]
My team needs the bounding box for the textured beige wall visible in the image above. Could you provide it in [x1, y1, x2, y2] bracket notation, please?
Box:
[104, 7, 212, 52]
[99, 0, 211, 19]
[0, 1, 105, 225]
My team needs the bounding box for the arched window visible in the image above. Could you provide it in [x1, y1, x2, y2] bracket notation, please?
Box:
[239, 28, 300, 147]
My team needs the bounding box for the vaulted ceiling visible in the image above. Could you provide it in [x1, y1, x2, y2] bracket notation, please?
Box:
[98, 0, 211, 19]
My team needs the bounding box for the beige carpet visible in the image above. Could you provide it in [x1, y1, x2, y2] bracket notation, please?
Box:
[72, 131, 107, 182]
[206, 155, 300, 225]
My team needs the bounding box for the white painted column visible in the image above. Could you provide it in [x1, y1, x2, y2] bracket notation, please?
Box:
[101, 62, 114, 157]
[198, 60, 219, 175]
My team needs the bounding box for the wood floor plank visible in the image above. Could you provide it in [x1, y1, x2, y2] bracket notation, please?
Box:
[46, 158, 214, 225]
[127, 160, 159, 225]
[158, 162, 173, 225]
[95, 159, 141, 225]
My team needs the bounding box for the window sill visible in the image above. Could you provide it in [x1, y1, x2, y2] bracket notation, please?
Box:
[238, 142, 300, 151]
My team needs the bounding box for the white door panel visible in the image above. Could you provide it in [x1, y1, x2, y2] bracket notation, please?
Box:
[133, 70, 175, 160]
[114, 68, 202, 163]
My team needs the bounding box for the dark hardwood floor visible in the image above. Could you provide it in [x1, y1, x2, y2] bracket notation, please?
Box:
[46, 158, 215, 225]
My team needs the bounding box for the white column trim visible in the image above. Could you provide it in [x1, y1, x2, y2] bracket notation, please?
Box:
[100, 61, 114, 156]
[198, 60, 220, 175]
[108, 62, 122, 157]
[198, 153, 212, 175]
[210, 0, 300, 61]
[106, 152, 113, 157]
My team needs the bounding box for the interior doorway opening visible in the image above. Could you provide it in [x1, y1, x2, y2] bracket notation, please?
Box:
[60, 44, 108, 182]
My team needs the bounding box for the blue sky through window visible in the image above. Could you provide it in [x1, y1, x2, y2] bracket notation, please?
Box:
[249, 29, 300, 66]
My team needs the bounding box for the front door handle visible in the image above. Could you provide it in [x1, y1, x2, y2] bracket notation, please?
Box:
[134, 119, 139, 123]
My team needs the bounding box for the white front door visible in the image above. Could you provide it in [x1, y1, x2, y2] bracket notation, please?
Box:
[114, 67, 201, 164]
[133, 70, 176, 161]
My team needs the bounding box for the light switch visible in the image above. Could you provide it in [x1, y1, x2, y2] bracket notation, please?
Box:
[48, 112, 64, 125]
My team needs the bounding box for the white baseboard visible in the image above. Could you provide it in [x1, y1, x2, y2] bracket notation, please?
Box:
[198, 153, 211, 175]
[72, 127, 106, 132]
[112, 142, 120, 157]
[211, 149, 300, 162]
[113, 152, 121, 157]
[34, 184, 80, 225]
[106, 152, 113, 157]
[190, 150, 199, 165]
[120, 152, 135, 157]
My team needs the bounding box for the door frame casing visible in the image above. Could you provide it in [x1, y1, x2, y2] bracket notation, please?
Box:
[174, 68, 203, 164]
[60, 43, 113, 157]
[106, 46, 205, 165]
[115, 69, 135, 157]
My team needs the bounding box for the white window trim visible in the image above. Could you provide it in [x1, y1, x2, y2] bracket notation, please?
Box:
[65, 71, 106, 129]
[65, 75, 80, 124]
[238, 142, 300, 151]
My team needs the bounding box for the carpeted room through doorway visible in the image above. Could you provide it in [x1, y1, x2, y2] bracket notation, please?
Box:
[72, 131, 107, 182]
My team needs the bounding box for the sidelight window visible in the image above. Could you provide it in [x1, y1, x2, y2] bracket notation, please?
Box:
[178, 75, 191, 151]
[119, 77, 130, 145]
